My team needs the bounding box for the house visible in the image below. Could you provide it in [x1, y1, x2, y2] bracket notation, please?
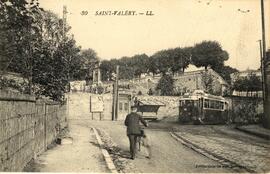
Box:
[173, 65, 229, 96]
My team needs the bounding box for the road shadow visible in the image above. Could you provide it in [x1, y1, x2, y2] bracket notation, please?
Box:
[89, 141, 130, 159]
[23, 158, 45, 172]
[107, 147, 131, 159]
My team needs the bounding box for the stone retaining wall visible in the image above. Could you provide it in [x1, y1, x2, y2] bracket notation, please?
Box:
[0, 90, 67, 171]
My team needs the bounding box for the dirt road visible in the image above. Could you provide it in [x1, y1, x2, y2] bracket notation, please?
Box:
[86, 120, 233, 173]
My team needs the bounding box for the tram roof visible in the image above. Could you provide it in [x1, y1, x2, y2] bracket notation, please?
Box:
[180, 92, 226, 101]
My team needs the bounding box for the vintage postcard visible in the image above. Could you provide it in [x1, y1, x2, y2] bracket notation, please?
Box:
[0, 0, 270, 173]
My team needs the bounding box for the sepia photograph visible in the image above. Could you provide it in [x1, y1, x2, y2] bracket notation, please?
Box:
[0, 0, 270, 173]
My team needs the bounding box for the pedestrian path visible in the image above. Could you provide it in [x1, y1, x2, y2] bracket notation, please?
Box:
[28, 120, 109, 172]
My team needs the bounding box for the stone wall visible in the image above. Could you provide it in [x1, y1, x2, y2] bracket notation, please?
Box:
[67, 92, 180, 121]
[67, 92, 113, 120]
[0, 90, 67, 171]
[225, 96, 263, 124]
[119, 69, 226, 96]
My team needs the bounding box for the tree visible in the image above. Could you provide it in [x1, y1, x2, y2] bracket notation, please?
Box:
[201, 71, 215, 94]
[31, 10, 82, 101]
[0, 0, 43, 94]
[100, 59, 119, 81]
[130, 54, 149, 78]
[151, 49, 173, 75]
[117, 56, 135, 80]
[78, 48, 99, 81]
[81, 49, 98, 67]
[215, 65, 239, 84]
[100, 60, 114, 81]
[100, 53, 150, 81]
[0, 1, 87, 101]
[156, 74, 174, 96]
[191, 41, 229, 70]
[232, 73, 262, 97]
[147, 56, 158, 76]
[170, 47, 191, 74]
[32, 37, 81, 101]
[248, 73, 262, 92]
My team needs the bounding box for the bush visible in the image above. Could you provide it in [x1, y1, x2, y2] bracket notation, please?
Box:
[232, 102, 259, 124]
[156, 74, 174, 96]
[0, 77, 29, 93]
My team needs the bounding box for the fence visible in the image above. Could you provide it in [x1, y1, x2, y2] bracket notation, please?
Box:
[0, 90, 67, 171]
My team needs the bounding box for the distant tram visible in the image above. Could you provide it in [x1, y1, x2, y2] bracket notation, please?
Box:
[179, 90, 229, 124]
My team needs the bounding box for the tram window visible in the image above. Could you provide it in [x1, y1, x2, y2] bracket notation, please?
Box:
[203, 99, 226, 110]
[210, 100, 215, 109]
[215, 101, 219, 109]
[186, 100, 192, 105]
[218, 101, 222, 109]
[204, 99, 209, 108]
[194, 101, 198, 107]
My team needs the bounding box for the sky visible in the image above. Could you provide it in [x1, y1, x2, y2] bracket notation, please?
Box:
[39, 0, 270, 71]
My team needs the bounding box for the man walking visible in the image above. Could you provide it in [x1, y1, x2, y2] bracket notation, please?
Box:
[124, 105, 148, 160]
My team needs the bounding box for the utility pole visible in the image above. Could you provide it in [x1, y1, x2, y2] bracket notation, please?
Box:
[260, 0, 269, 127]
[116, 65, 119, 120]
[62, 5, 71, 92]
[112, 65, 119, 120]
[63, 5, 67, 40]
[258, 40, 265, 100]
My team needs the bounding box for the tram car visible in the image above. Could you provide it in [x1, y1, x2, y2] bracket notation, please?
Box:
[179, 90, 229, 124]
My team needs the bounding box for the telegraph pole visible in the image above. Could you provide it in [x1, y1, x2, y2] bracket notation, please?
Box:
[258, 40, 265, 100]
[62, 5, 71, 92]
[115, 65, 119, 120]
[63, 5, 67, 40]
[112, 65, 119, 120]
[260, 0, 270, 127]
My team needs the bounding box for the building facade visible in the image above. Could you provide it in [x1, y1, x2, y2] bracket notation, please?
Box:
[173, 67, 228, 96]
[117, 90, 132, 120]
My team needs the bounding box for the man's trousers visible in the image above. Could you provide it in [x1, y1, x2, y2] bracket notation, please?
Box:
[128, 134, 138, 159]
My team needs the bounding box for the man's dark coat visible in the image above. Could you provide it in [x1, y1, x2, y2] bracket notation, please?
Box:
[124, 112, 147, 135]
